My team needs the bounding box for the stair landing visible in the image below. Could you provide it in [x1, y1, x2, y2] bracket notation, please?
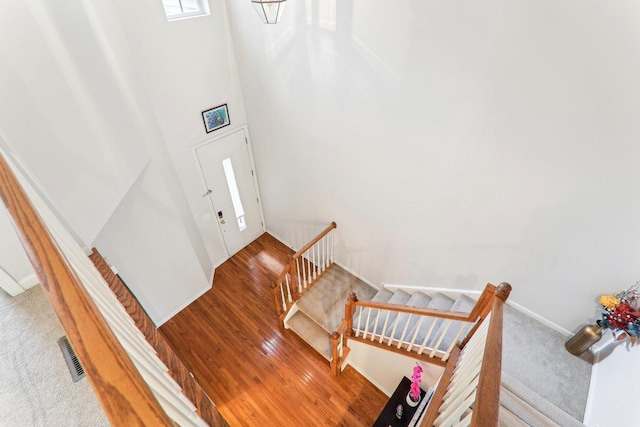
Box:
[288, 266, 592, 424]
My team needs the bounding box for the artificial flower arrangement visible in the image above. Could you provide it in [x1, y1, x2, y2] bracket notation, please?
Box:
[597, 283, 640, 344]
[410, 364, 423, 402]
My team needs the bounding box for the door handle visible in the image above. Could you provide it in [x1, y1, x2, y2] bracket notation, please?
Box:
[202, 189, 212, 197]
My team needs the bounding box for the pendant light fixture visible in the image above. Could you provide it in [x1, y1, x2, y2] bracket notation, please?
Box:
[252, 0, 286, 24]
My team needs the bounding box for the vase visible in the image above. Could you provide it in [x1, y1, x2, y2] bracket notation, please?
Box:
[565, 324, 603, 356]
[406, 391, 420, 407]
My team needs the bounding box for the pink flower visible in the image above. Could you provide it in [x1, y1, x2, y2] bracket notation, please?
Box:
[410, 364, 423, 399]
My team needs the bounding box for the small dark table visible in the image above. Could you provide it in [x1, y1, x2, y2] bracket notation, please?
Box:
[373, 376, 427, 427]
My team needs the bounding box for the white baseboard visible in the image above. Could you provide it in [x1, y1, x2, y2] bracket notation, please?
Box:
[19, 273, 40, 290]
[156, 257, 226, 326]
[265, 229, 295, 251]
[0, 268, 25, 296]
[505, 299, 572, 337]
[156, 284, 211, 327]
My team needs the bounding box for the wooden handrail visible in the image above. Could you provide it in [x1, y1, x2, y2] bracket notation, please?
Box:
[292, 221, 336, 259]
[470, 282, 511, 427]
[0, 153, 171, 425]
[418, 282, 510, 426]
[353, 300, 472, 322]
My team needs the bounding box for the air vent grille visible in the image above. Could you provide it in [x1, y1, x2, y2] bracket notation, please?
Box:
[58, 336, 85, 382]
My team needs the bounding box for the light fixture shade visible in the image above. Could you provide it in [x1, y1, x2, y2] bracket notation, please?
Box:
[252, 0, 286, 24]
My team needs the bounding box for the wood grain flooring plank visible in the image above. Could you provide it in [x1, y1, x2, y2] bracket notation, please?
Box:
[160, 233, 387, 426]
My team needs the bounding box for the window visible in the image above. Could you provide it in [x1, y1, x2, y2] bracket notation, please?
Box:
[162, 0, 209, 21]
[222, 158, 248, 232]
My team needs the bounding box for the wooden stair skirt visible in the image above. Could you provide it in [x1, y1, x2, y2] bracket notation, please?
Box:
[90, 249, 228, 427]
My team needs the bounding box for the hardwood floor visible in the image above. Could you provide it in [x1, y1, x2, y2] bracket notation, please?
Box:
[159, 233, 388, 426]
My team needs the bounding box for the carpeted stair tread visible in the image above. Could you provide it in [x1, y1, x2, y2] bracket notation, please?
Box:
[499, 405, 529, 427]
[287, 311, 332, 360]
[371, 289, 394, 303]
[296, 265, 378, 333]
[386, 292, 452, 343]
[409, 293, 455, 342]
[427, 294, 477, 350]
[501, 304, 591, 421]
[500, 373, 585, 427]
[359, 289, 417, 336]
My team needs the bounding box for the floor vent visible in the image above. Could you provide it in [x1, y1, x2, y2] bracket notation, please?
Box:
[58, 336, 85, 382]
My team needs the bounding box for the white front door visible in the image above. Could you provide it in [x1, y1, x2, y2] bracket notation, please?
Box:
[195, 128, 264, 256]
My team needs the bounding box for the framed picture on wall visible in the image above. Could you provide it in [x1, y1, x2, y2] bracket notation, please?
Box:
[202, 104, 230, 133]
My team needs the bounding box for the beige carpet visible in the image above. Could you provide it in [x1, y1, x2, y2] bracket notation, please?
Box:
[0, 286, 109, 426]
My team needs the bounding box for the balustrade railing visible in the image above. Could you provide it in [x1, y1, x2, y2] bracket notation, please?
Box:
[271, 222, 336, 327]
[330, 282, 510, 427]
[419, 283, 510, 427]
[0, 149, 217, 425]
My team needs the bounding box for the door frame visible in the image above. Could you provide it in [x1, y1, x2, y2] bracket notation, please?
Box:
[192, 124, 266, 256]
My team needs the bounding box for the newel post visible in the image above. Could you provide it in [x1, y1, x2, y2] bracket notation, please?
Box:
[270, 282, 285, 329]
[330, 332, 341, 376]
[345, 292, 358, 337]
[495, 282, 512, 302]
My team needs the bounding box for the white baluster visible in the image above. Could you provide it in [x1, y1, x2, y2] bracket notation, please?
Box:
[371, 309, 381, 341]
[443, 324, 468, 362]
[313, 243, 318, 280]
[397, 314, 413, 349]
[285, 274, 293, 303]
[363, 307, 373, 340]
[296, 258, 302, 292]
[280, 283, 286, 310]
[379, 311, 391, 344]
[407, 317, 424, 352]
[388, 316, 401, 346]
[429, 320, 453, 358]
[300, 255, 308, 288]
[435, 390, 476, 427]
[417, 320, 439, 355]
[330, 231, 335, 264]
[356, 306, 363, 338]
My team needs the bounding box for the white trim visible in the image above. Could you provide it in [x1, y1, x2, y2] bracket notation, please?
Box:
[505, 299, 572, 337]
[19, 273, 40, 290]
[265, 229, 294, 251]
[583, 349, 604, 425]
[156, 256, 225, 326]
[334, 261, 379, 290]
[156, 284, 211, 327]
[0, 267, 25, 296]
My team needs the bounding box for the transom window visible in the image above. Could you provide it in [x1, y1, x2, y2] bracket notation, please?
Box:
[162, 0, 209, 21]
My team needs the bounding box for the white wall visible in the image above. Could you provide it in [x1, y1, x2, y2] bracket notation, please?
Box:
[225, 0, 640, 332]
[0, 0, 151, 245]
[348, 341, 443, 397]
[109, 0, 247, 269]
[585, 336, 638, 427]
[93, 161, 209, 325]
[0, 0, 247, 321]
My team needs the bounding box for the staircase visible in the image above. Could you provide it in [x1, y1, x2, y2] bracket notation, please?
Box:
[285, 266, 591, 426]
